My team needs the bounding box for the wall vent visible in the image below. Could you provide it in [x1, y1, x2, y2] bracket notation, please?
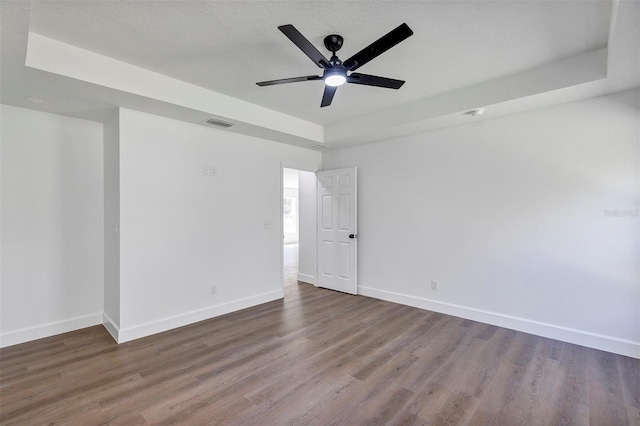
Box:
[203, 117, 235, 128]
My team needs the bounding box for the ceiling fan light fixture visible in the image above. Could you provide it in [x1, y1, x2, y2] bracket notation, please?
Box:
[324, 71, 346, 87]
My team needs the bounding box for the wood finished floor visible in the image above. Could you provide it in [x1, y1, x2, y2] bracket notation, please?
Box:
[1, 244, 638, 425]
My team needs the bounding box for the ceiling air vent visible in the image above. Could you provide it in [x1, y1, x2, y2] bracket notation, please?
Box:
[203, 117, 235, 128]
[310, 144, 327, 151]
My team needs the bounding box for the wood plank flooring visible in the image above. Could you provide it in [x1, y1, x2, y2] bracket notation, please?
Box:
[1, 244, 638, 425]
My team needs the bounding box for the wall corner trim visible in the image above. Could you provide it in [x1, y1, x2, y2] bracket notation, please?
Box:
[358, 285, 640, 359]
[0, 313, 103, 348]
[102, 313, 120, 343]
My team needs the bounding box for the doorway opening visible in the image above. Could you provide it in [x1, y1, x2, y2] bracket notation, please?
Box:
[282, 168, 299, 290]
[282, 167, 316, 296]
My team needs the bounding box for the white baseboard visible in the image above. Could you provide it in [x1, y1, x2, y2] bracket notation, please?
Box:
[115, 289, 284, 344]
[102, 313, 120, 342]
[0, 313, 103, 348]
[297, 273, 316, 285]
[358, 286, 640, 359]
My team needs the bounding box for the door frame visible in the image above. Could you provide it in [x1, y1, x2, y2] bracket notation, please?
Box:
[279, 164, 358, 296]
[280, 164, 319, 295]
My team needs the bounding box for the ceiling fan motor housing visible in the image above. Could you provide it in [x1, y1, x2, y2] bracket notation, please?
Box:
[324, 34, 344, 53]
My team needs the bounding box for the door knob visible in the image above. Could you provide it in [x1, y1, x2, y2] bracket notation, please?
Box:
[349, 234, 357, 239]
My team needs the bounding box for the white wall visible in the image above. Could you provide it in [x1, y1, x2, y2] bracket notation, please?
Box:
[323, 89, 640, 358]
[103, 110, 120, 336]
[114, 108, 321, 341]
[0, 105, 104, 347]
[283, 167, 299, 189]
[298, 170, 317, 284]
[283, 187, 299, 244]
[283, 167, 299, 244]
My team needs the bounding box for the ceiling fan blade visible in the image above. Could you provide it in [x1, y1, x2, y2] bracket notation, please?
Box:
[278, 24, 331, 69]
[321, 85, 337, 107]
[343, 23, 413, 71]
[347, 73, 405, 89]
[256, 75, 322, 86]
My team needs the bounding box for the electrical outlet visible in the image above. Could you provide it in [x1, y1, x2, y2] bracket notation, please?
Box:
[264, 220, 271, 229]
[210, 285, 217, 295]
[431, 280, 439, 290]
[203, 165, 217, 176]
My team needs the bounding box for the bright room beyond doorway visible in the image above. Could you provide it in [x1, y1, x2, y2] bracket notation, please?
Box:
[282, 166, 317, 295]
[284, 243, 299, 288]
[283, 167, 300, 293]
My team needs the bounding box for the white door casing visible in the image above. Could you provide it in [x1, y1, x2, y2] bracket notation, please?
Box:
[316, 167, 357, 295]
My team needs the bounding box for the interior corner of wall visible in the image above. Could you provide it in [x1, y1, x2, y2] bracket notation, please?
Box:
[102, 313, 120, 343]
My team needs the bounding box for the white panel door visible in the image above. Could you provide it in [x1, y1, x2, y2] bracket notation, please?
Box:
[317, 167, 357, 294]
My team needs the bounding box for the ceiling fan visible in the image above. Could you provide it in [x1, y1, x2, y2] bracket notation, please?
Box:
[256, 23, 414, 107]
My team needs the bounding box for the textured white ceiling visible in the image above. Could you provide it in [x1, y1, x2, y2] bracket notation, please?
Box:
[26, 0, 611, 124]
[1, 0, 638, 148]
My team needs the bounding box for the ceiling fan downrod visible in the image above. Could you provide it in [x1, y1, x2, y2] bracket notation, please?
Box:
[324, 34, 344, 64]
